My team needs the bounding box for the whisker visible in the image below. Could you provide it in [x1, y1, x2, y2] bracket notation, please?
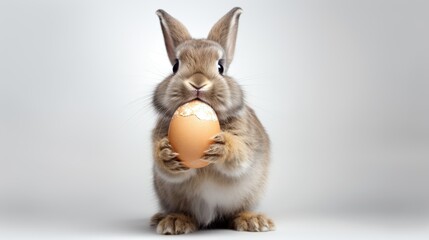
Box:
[123, 94, 153, 108]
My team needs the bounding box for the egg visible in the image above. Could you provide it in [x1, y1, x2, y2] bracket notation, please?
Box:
[168, 100, 221, 168]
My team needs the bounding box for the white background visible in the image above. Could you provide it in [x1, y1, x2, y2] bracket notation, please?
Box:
[0, 0, 428, 239]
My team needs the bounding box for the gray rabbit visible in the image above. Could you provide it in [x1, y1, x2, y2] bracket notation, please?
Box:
[150, 7, 274, 234]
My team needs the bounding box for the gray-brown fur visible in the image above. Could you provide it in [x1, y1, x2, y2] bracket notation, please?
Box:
[151, 7, 274, 234]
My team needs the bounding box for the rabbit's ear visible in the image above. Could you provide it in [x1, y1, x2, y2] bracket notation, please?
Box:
[156, 9, 192, 65]
[207, 7, 243, 67]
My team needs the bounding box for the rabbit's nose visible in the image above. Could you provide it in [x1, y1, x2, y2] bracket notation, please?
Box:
[189, 82, 207, 90]
[189, 73, 209, 89]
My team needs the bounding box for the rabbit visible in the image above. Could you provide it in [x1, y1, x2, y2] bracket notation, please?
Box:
[150, 7, 275, 235]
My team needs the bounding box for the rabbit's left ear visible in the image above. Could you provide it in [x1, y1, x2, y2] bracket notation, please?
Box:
[207, 7, 243, 67]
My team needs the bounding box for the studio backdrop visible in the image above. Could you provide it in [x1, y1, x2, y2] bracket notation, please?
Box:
[0, 0, 428, 226]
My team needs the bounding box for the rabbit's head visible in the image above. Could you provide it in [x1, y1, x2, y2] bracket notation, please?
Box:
[153, 8, 244, 121]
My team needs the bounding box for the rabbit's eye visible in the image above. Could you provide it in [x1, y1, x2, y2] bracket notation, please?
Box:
[173, 59, 179, 74]
[217, 60, 224, 75]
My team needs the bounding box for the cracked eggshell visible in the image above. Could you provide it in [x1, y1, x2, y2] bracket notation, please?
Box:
[168, 100, 221, 168]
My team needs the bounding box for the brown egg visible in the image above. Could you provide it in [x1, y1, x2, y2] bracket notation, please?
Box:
[168, 100, 221, 168]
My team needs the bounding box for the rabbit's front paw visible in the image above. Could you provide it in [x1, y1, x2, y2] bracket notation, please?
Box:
[157, 137, 189, 173]
[202, 132, 228, 164]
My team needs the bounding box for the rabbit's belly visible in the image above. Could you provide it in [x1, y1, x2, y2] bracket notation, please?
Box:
[190, 177, 255, 226]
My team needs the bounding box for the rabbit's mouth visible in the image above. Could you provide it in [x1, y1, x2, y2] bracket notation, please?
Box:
[192, 95, 210, 107]
[185, 83, 210, 105]
[195, 89, 202, 98]
[186, 93, 215, 111]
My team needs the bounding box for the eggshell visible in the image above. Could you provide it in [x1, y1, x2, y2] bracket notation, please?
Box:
[168, 100, 220, 168]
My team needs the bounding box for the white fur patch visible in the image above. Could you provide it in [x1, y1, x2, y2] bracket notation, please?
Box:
[214, 158, 251, 178]
[191, 172, 259, 226]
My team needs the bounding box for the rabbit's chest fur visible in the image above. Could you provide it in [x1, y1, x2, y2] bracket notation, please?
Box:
[184, 164, 264, 226]
[192, 176, 251, 225]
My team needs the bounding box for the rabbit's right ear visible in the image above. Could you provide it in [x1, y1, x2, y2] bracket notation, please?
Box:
[156, 10, 192, 65]
[207, 7, 243, 68]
